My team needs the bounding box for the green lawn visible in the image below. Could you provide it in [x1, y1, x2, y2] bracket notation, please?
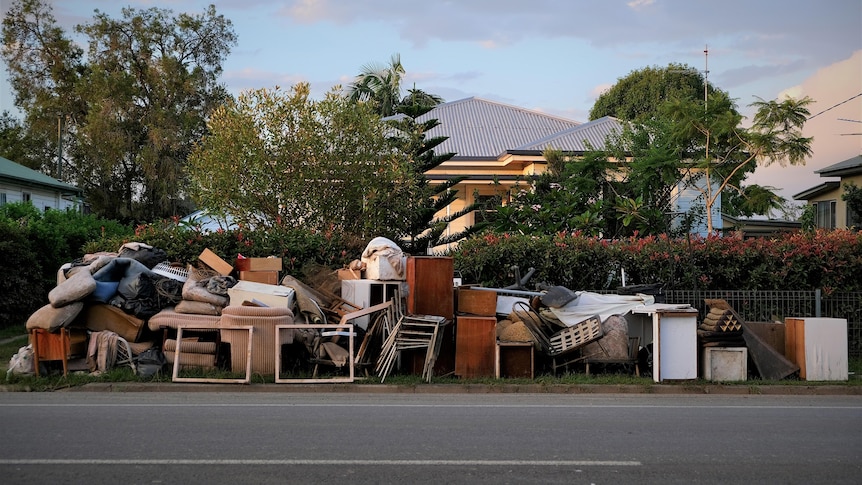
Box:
[2, 325, 859, 390]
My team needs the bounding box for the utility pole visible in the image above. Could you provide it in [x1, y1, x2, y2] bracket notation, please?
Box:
[56, 116, 63, 179]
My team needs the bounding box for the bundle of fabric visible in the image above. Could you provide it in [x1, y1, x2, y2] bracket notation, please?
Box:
[86, 330, 119, 375]
[177, 265, 236, 314]
[698, 306, 745, 347]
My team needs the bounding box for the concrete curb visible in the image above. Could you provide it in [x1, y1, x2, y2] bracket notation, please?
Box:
[8, 381, 853, 395]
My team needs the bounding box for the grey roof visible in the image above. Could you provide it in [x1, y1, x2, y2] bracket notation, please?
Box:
[417, 97, 581, 159]
[0, 156, 82, 194]
[815, 154, 862, 177]
[793, 181, 840, 200]
[512, 116, 625, 153]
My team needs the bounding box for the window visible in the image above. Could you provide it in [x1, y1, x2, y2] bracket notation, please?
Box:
[474, 194, 502, 224]
[814, 200, 836, 229]
[22, 192, 31, 203]
[0, 192, 6, 205]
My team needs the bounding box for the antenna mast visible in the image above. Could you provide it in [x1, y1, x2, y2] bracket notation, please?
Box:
[704, 45, 709, 110]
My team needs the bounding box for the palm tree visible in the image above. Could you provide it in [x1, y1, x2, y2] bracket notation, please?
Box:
[347, 53, 405, 117]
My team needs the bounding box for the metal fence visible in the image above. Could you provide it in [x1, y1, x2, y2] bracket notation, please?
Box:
[661, 290, 862, 358]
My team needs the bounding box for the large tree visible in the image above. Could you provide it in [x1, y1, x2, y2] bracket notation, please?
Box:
[590, 63, 714, 122]
[187, 84, 403, 238]
[663, 92, 813, 233]
[2, 0, 236, 223]
[0, 111, 55, 171]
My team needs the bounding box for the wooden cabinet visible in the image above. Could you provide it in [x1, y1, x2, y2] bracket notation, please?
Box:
[406, 256, 454, 320]
[455, 316, 496, 378]
[29, 327, 87, 377]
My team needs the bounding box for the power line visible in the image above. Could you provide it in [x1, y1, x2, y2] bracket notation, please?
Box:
[807, 92, 862, 120]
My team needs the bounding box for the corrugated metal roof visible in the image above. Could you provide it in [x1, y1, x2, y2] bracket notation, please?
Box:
[417, 97, 581, 158]
[0, 156, 82, 193]
[514, 116, 625, 153]
[815, 154, 862, 177]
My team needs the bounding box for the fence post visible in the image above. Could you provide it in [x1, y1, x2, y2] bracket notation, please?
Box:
[815, 288, 821, 317]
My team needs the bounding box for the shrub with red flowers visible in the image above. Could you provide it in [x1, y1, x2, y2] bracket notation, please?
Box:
[453, 229, 862, 292]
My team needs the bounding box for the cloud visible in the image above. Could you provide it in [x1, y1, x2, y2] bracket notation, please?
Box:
[627, 0, 655, 9]
[745, 50, 862, 201]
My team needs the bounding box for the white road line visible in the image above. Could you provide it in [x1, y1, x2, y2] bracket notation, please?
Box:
[0, 459, 641, 466]
[1, 403, 860, 410]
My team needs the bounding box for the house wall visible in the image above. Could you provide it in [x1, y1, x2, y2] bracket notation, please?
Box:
[0, 181, 80, 212]
[807, 174, 862, 229]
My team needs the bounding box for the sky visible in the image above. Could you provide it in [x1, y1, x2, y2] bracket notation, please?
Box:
[1, 0, 860, 208]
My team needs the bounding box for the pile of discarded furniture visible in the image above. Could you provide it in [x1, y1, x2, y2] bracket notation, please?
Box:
[12, 236, 850, 384]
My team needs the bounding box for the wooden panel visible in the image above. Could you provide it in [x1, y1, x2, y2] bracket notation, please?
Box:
[785, 318, 805, 379]
[746, 321, 785, 356]
[455, 316, 496, 378]
[406, 256, 454, 319]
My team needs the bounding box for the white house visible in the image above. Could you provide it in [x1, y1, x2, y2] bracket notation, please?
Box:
[0, 156, 83, 211]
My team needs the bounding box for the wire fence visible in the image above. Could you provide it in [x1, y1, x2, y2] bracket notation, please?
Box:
[661, 290, 862, 358]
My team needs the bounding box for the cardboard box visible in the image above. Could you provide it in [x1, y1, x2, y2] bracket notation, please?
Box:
[239, 270, 279, 285]
[228, 280, 295, 309]
[337, 268, 363, 280]
[235, 257, 283, 272]
[199, 248, 233, 276]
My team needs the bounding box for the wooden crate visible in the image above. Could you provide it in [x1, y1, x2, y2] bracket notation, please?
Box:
[549, 315, 602, 355]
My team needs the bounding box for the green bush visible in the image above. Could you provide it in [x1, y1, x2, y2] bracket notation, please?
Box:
[0, 204, 133, 329]
[88, 218, 365, 277]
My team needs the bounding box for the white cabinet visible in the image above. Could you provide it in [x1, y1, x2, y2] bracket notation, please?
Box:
[632, 306, 698, 382]
[785, 317, 848, 381]
[340, 280, 403, 329]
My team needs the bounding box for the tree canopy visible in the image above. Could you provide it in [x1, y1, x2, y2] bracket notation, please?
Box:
[589, 63, 717, 122]
[188, 84, 404, 238]
[1, 0, 236, 223]
[663, 92, 813, 232]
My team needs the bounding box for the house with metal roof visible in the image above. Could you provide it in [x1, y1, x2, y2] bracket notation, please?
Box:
[793, 154, 862, 229]
[417, 97, 720, 240]
[0, 156, 83, 211]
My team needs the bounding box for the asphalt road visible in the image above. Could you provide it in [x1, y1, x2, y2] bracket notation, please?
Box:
[1, 392, 860, 484]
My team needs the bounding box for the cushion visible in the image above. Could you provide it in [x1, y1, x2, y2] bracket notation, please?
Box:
[26, 302, 84, 331]
[89, 281, 120, 303]
[175, 299, 222, 316]
[148, 307, 221, 332]
[48, 269, 97, 307]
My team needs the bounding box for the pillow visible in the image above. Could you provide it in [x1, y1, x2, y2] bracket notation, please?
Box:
[89, 281, 120, 303]
[26, 302, 84, 331]
[48, 269, 97, 307]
